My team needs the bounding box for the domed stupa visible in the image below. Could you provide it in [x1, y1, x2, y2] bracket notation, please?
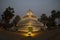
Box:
[17, 9, 47, 36]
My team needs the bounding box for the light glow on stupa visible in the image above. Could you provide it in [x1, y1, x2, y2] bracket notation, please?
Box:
[17, 9, 47, 37]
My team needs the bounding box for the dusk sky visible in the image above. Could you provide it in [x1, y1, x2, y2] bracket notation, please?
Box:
[0, 0, 60, 17]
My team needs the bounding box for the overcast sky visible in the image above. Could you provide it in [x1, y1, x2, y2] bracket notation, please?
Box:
[0, 0, 60, 18]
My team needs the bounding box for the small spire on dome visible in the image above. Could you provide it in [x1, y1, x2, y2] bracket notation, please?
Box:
[26, 9, 33, 16]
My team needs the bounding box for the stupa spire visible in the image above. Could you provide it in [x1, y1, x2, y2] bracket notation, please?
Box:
[26, 9, 33, 16]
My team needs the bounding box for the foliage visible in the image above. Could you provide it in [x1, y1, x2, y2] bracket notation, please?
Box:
[12, 15, 21, 26]
[1, 6, 14, 29]
[40, 14, 48, 25]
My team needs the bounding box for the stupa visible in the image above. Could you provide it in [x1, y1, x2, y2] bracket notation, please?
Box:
[17, 9, 47, 36]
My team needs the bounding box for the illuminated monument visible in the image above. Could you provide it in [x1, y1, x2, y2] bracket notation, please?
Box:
[17, 9, 47, 36]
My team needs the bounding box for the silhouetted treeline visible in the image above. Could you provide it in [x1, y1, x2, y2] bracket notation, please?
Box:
[0, 6, 60, 31]
[0, 6, 21, 31]
[38, 10, 60, 30]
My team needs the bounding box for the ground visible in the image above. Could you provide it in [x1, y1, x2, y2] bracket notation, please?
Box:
[0, 27, 60, 40]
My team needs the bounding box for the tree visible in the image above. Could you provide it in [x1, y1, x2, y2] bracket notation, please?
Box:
[1, 6, 14, 29]
[12, 15, 21, 26]
[40, 14, 48, 26]
[56, 11, 60, 18]
[47, 10, 57, 29]
[11, 15, 21, 31]
[56, 11, 60, 26]
[51, 10, 56, 21]
[51, 10, 56, 27]
[47, 16, 55, 29]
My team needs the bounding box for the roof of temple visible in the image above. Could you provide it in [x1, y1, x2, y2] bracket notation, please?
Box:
[23, 9, 37, 19]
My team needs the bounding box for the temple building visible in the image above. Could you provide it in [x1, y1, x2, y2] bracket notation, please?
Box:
[17, 9, 47, 33]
